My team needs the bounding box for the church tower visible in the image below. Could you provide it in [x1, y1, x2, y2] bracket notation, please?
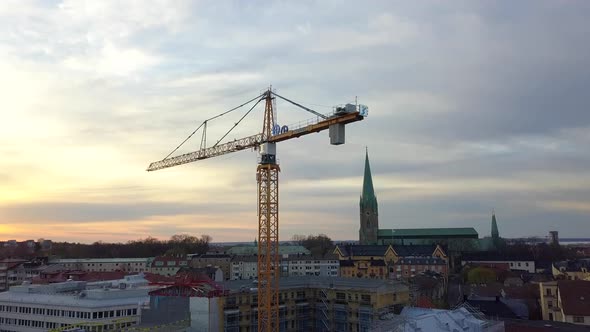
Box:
[359, 149, 379, 244]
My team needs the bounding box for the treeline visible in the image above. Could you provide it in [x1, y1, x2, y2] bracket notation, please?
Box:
[48, 234, 211, 259]
[291, 234, 334, 257]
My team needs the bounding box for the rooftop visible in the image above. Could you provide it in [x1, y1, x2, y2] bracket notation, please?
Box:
[221, 276, 408, 294]
[227, 245, 310, 256]
[336, 245, 392, 257]
[54, 257, 151, 264]
[391, 307, 501, 332]
[558, 280, 590, 316]
[378, 228, 479, 238]
[0, 275, 152, 308]
[462, 251, 535, 262]
[554, 258, 590, 272]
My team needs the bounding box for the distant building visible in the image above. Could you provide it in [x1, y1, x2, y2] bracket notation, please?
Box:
[0, 275, 149, 330]
[190, 253, 231, 280]
[229, 254, 340, 280]
[285, 254, 340, 278]
[230, 255, 258, 280]
[333, 244, 448, 280]
[461, 252, 536, 273]
[177, 266, 224, 282]
[226, 243, 310, 256]
[212, 277, 410, 331]
[148, 256, 189, 276]
[51, 258, 151, 273]
[358, 151, 488, 257]
[0, 259, 28, 291]
[539, 280, 590, 325]
[550, 231, 560, 246]
[552, 259, 590, 281]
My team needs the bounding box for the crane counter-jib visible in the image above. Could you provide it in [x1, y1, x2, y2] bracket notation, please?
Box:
[268, 111, 364, 144]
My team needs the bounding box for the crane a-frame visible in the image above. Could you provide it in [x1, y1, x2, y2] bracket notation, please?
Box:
[148, 87, 366, 331]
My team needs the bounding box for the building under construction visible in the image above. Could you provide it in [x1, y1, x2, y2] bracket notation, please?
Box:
[188, 277, 409, 332]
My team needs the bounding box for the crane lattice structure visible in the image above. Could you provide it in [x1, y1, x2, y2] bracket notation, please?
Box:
[147, 87, 367, 332]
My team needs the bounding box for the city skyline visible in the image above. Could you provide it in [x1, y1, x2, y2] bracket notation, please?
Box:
[1, 1, 590, 243]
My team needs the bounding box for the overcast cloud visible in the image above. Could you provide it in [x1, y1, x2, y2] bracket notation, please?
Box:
[0, 0, 589, 242]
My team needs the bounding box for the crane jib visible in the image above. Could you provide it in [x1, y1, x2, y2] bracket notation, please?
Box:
[147, 111, 364, 171]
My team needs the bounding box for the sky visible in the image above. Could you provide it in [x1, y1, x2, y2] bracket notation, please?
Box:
[1, 1, 589, 243]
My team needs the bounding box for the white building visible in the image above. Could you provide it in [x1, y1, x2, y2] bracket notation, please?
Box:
[230, 256, 258, 280]
[230, 255, 340, 280]
[286, 255, 339, 277]
[0, 275, 151, 331]
[52, 258, 152, 273]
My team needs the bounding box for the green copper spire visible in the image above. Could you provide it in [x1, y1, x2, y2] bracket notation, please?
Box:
[360, 148, 378, 213]
[491, 212, 499, 239]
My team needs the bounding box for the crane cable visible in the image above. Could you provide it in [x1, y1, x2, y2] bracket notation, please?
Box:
[213, 97, 263, 147]
[162, 93, 265, 160]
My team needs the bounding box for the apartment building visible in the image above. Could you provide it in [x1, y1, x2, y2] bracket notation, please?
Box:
[230, 255, 340, 281]
[285, 255, 339, 278]
[52, 258, 151, 273]
[148, 256, 189, 276]
[0, 259, 27, 292]
[461, 253, 536, 273]
[213, 277, 409, 332]
[231, 256, 258, 280]
[0, 275, 150, 331]
[334, 244, 448, 280]
[540, 280, 590, 325]
[190, 253, 231, 280]
[552, 259, 590, 280]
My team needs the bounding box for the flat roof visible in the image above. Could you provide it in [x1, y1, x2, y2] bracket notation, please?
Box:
[221, 277, 408, 294]
[0, 289, 150, 308]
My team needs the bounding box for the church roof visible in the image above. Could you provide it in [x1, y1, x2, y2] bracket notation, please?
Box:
[378, 228, 478, 238]
[337, 245, 392, 257]
[360, 149, 378, 213]
[392, 245, 439, 257]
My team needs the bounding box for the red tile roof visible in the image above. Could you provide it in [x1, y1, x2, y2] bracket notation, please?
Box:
[558, 280, 590, 316]
[416, 296, 435, 309]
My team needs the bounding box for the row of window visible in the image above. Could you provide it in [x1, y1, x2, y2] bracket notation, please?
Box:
[64, 262, 145, 267]
[153, 260, 188, 267]
[0, 318, 135, 331]
[0, 305, 138, 319]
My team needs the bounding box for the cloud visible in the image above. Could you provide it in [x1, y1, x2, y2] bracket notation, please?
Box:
[1, 1, 589, 242]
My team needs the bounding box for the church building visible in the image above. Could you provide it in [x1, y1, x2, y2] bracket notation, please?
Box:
[358, 151, 494, 254]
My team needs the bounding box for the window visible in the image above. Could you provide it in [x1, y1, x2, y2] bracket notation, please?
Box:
[546, 288, 552, 296]
[573, 316, 585, 323]
[549, 313, 553, 321]
[336, 292, 346, 300]
[547, 300, 553, 308]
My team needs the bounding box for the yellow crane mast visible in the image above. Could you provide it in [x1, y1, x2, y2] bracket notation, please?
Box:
[148, 87, 366, 331]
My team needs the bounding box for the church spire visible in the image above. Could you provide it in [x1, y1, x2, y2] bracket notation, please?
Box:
[361, 148, 378, 213]
[359, 148, 379, 245]
[491, 212, 499, 239]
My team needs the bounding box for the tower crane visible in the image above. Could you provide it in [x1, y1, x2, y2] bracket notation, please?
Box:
[147, 87, 367, 331]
